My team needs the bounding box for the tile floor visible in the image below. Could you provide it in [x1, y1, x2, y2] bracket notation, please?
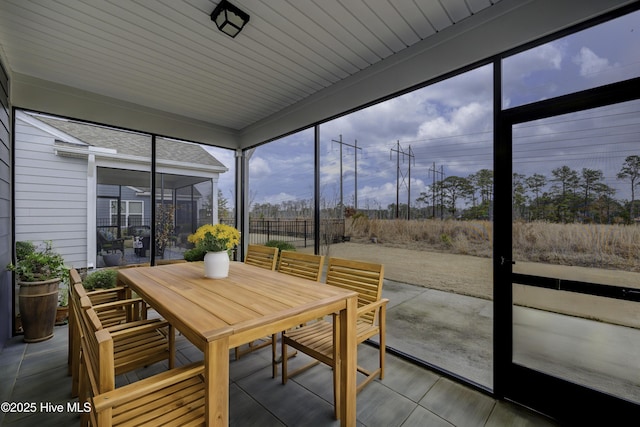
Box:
[0, 323, 558, 426]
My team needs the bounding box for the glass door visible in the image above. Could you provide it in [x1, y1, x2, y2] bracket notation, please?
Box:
[497, 89, 640, 423]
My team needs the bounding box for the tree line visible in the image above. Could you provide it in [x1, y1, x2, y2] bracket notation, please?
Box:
[415, 155, 640, 224]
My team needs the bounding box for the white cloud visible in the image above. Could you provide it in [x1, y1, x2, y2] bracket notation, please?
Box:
[573, 47, 613, 78]
[355, 177, 426, 208]
[248, 156, 271, 178]
[256, 191, 298, 205]
[358, 182, 397, 206]
[504, 42, 564, 79]
[417, 101, 492, 140]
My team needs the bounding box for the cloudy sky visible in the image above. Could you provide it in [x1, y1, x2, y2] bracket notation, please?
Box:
[211, 10, 639, 211]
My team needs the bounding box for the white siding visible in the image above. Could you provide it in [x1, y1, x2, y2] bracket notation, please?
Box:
[14, 119, 88, 268]
[0, 59, 12, 345]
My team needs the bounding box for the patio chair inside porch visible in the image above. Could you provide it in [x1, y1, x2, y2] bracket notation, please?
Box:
[97, 228, 125, 254]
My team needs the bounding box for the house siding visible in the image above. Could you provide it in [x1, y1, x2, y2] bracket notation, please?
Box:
[14, 119, 88, 268]
[0, 59, 11, 346]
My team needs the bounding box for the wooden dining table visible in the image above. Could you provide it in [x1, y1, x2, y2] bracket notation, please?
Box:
[117, 261, 359, 426]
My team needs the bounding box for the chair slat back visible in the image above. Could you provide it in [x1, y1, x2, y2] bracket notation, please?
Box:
[278, 251, 324, 282]
[69, 280, 87, 394]
[78, 300, 117, 393]
[73, 282, 88, 300]
[87, 289, 126, 306]
[79, 329, 116, 414]
[70, 268, 83, 285]
[325, 257, 384, 325]
[70, 284, 91, 332]
[245, 244, 279, 270]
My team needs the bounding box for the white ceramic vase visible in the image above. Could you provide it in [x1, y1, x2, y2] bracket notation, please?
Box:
[204, 251, 230, 278]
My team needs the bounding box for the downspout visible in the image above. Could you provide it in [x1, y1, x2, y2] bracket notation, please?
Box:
[87, 153, 97, 269]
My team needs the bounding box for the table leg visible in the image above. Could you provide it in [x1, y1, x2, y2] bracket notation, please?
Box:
[339, 295, 357, 426]
[205, 337, 230, 426]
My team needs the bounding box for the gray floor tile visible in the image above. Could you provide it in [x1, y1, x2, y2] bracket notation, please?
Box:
[356, 381, 417, 427]
[380, 353, 440, 402]
[230, 383, 285, 427]
[236, 365, 339, 426]
[485, 401, 560, 427]
[419, 378, 495, 427]
[401, 406, 455, 427]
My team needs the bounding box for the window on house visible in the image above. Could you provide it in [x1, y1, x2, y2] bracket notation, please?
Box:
[110, 200, 144, 227]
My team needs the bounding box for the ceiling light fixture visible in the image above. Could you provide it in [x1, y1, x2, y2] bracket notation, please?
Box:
[210, 0, 250, 38]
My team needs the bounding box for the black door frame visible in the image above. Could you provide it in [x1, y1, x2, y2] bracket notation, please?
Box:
[494, 76, 640, 424]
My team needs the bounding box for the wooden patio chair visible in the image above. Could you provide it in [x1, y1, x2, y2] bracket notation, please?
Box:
[78, 323, 203, 426]
[70, 283, 173, 398]
[96, 228, 125, 254]
[234, 244, 280, 360]
[271, 251, 325, 377]
[281, 257, 387, 419]
[68, 268, 134, 376]
[79, 302, 174, 375]
[244, 244, 279, 270]
[70, 268, 131, 307]
[277, 250, 325, 281]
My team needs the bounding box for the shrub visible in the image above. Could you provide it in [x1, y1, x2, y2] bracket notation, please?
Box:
[184, 247, 207, 262]
[351, 212, 368, 221]
[84, 269, 118, 290]
[265, 240, 296, 252]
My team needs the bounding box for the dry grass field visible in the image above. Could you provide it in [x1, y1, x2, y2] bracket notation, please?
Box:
[345, 218, 640, 273]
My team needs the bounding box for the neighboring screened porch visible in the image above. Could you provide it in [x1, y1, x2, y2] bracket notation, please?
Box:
[96, 167, 218, 267]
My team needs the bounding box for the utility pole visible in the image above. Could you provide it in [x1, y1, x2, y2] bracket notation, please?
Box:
[394, 142, 400, 218]
[354, 140, 359, 210]
[332, 135, 362, 212]
[440, 165, 445, 219]
[390, 141, 415, 219]
[407, 145, 414, 220]
[331, 135, 344, 216]
[428, 162, 445, 219]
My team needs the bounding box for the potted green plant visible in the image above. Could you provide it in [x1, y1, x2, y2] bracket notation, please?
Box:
[7, 241, 68, 342]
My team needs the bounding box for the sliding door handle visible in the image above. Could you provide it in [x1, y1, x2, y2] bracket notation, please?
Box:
[500, 256, 515, 266]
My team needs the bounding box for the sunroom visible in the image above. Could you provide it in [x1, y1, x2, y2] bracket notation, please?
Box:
[1, 1, 639, 425]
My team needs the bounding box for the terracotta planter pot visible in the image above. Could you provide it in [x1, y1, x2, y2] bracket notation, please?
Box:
[18, 278, 61, 343]
[55, 306, 69, 325]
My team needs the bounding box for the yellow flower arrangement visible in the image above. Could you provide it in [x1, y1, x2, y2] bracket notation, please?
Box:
[188, 224, 240, 253]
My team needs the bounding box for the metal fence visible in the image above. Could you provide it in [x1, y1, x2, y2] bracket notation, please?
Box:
[221, 218, 346, 248]
[99, 217, 346, 249]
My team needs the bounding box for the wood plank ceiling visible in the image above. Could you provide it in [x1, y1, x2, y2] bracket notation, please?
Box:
[0, 0, 501, 130]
